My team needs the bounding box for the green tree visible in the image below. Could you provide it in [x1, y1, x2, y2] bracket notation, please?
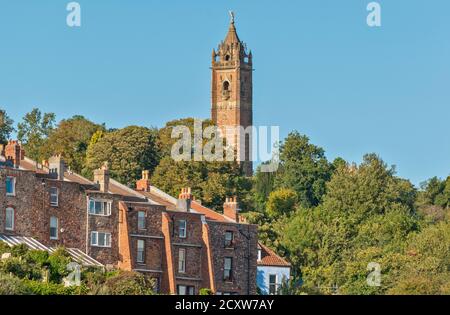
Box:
[41, 116, 105, 173]
[274, 131, 332, 209]
[278, 154, 420, 294]
[86, 126, 160, 186]
[17, 108, 55, 162]
[266, 188, 297, 218]
[0, 109, 15, 144]
[253, 163, 276, 212]
[156, 118, 214, 158]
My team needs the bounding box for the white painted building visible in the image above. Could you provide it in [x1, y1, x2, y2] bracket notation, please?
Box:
[256, 243, 291, 295]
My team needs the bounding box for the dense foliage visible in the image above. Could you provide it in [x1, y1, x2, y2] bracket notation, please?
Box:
[0, 243, 155, 295]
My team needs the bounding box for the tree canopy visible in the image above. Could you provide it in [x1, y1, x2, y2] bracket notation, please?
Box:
[41, 115, 105, 174]
[86, 126, 160, 186]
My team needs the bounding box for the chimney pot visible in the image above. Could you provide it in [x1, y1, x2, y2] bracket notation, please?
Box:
[224, 196, 240, 222]
[5, 140, 23, 168]
[48, 155, 65, 180]
[136, 170, 151, 192]
[94, 161, 110, 193]
[177, 187, 193, 211]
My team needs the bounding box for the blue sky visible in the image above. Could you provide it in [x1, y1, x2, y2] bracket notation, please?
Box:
[0, 0, 449, 186]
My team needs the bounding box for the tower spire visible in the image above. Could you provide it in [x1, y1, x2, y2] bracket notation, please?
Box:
[224, 11, 240, 44]
[229, 10, 235, 24]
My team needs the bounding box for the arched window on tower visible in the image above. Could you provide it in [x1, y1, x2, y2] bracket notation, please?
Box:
[222, 81, 230, 100]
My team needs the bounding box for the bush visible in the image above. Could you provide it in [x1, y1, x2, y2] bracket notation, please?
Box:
[96, 271, 155, 295]
[47, 247, 72, 283]
[0, 273, 31, 295]
[10, 244, 29, 257]
[199, 288, 213, 295]
[0, 257, 33, 279]
[24, 279, 86, 295]
[0, 242, 11, 256]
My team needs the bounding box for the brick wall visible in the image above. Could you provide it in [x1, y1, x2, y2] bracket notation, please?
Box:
[208, 221, 258, 295]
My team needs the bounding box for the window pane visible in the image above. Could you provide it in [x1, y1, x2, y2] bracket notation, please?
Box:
[6, 177, 14, 194]
[95, 201, 102, 214]
[98, 232, 105, 246]
[89, 200, 95, 213]
[91, 232, 97, 245]
[104, 233, 111, 247]
[178, 286, 186, 295]
[50, 217, 58, 227]
[137, 240, 145, 262]
[50, 217, 58, 239]
[5, 208, 14, 230]
[224, 258, 232, 269]
[179, 220, 186, 237]
[138, 211, 146, 229]
[225, 232, 233, 247]
[178, 249, 186, 272]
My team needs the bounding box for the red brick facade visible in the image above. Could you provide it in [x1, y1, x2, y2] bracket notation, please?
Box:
[0, 142, 258, 295]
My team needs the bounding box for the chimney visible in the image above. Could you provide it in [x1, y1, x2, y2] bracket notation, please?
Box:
[48, 155, 65, 180]
[5, 140, 24, 168]
[94, 162, 110, 193]
[136, 170, 151, 192]
[223, 196, 240, 222]
[177, 187, 193, 212]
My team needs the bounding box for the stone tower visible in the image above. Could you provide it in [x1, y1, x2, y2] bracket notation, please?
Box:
[211, 12, 253, 176]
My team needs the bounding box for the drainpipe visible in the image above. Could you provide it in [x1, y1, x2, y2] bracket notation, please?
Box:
[85, 195, 89, 255]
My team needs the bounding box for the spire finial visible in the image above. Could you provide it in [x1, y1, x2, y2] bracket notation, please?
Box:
[229, 11, 235, 24]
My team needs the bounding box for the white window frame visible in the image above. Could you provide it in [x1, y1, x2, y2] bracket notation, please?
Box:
[5, 207, 14, 231]
[269, 274, 278, 295]
[178, 248, 186, 273]
[138, 211, 146, 230]
[88, 198, 112, 216]
[90, 231, 112, 248]
[137, 239, 145, 263]
[178, 220, 187, 238]
[50, 187, 59, 207]
[50, 216, 59, 240]
[6, 176, 15, 196]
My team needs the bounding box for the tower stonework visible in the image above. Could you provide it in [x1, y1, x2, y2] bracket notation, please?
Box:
[211, 14, 253, 176]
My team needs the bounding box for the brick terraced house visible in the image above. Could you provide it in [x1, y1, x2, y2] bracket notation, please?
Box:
[0, 141, 258, 295]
